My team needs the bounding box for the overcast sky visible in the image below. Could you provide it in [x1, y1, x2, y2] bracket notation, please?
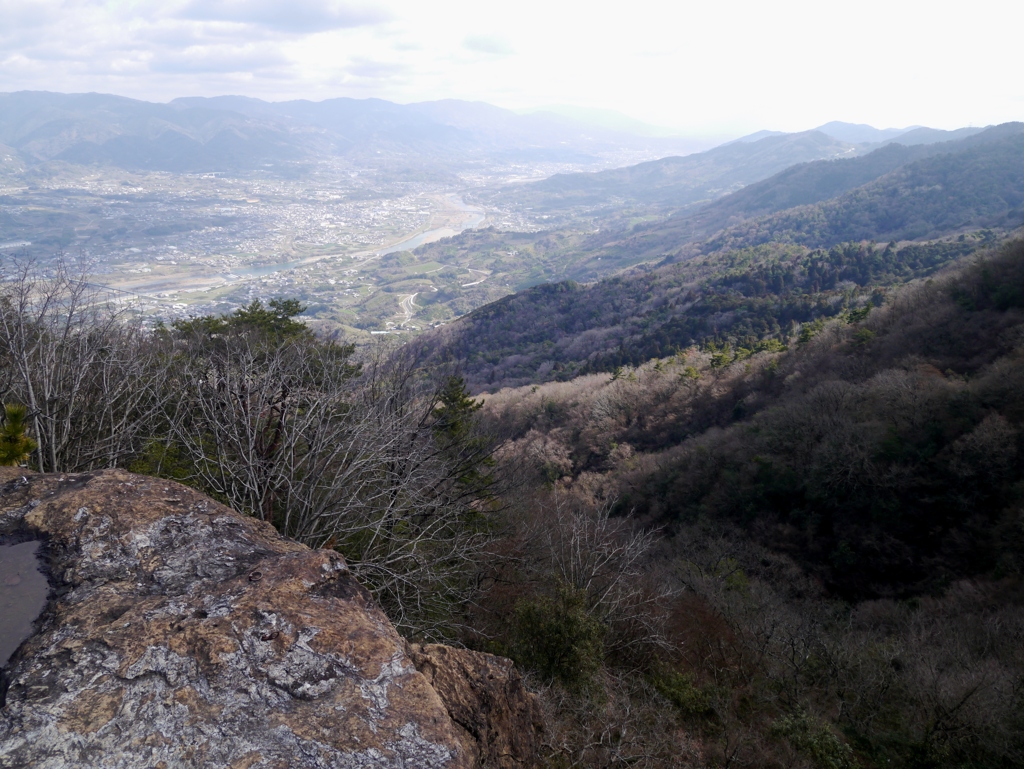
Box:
[1, 0, 1021, 136]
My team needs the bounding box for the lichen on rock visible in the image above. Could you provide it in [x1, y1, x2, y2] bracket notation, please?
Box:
[0, 468, 540, 769]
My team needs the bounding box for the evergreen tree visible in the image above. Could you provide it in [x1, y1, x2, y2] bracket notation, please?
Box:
[431, 375, 494, 492]
[171, 298, 313, 342]
[0, 404, 37, 466]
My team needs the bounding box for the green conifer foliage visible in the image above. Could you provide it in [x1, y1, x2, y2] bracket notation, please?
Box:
[431, 375, 495, 491]
[0, 404, 37, 466]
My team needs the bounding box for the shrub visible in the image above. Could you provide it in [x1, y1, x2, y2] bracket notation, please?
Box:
[510, 584, 605, 689]
[772, 710, 853, 769]
[650, 666, 713, 717]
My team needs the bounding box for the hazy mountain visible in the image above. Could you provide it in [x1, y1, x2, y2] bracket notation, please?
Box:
[0, 90, 703, 175]
[729, 123, 982, 149]
[677, 128, 1001, 240]
[175, 95, 704, 162]
[699, 122, 1024, 250]
[0, 91, 325, 173]
[487, 130, 860, 213]
[495, 120, 998, 220]
[877, 125, 986, 146]
[681, 143, 944, 238]
[813, 121, 916, 143]
[548, 122, 1024, 270]
[392, 125, 1023, 306]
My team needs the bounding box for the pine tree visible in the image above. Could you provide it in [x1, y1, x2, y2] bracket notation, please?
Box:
[431, 376, 494, 492]
[0, 404, 37, 466]
[432, 376, 483, 445]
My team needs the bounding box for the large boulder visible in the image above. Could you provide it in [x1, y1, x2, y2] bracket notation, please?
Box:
[0, 468, 541, 769]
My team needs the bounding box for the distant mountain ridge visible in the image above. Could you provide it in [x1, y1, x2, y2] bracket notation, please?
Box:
[0, 91, 322, 173]
[813, 121, 917, 144]
[489, 122, 989, 218]
[732, 122, 983, 146]
[486, 130, 861, 213]
[0, 91, 705, 174]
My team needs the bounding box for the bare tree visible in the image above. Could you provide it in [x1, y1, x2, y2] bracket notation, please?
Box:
[157, 330, 502, 637]
[0, 257, 165, 472]
[0, 261, 505, 637]
[513, 493, 674, 664]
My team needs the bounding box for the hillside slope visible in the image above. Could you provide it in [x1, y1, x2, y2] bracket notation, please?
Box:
[681, 141, 956, 239]
[429, 233, 992, 390]
[695, 122, 1024, 252]
[578, 122, 1024, 265]
[481, 237, 1024, 598]
[465, 239, 1024, 769]
[486, 124, 989, 220]
[424, 126, 1024, 390]
[486, 130, 859, 213]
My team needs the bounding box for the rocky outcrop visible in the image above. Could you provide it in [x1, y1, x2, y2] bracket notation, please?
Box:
[0, 468, 541, 769]
[406, 644, 544, 769]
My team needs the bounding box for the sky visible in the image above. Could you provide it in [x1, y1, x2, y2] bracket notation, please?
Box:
[1, 0, 1022, 137]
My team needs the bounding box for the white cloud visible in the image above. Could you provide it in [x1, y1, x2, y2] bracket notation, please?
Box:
[463, 35, 514, 57]
[345, 57, 410, 80]
[0, 0, 1020, 135]
[176, 0, 390, 34]
[149, 44, 291, 75]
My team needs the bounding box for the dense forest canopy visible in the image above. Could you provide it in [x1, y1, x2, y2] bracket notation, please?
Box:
[470, 236, 1024, 767]
[429, 233, 996, 391]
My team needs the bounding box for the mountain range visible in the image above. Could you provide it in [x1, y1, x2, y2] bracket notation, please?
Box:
[0, 91, 706, 174]
[488, 125, 990, 217]
[484, 130, 862, 214]
[550, 122, 1024, 273]
[0, 90, 992, 183]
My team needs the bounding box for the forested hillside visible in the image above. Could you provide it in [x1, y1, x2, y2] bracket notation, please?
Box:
[430, 233, 995, 390]
[483, 124, 994, 226]
[4, 241, 1024, 769]
[693, 123, 1024, 253]
[485, 237, 1024, 593]
[681, 141, 959, 240]
[471, 237, 1024, 767]
[561, 122, 1024, 266]
[426, 124, 1024, 391]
